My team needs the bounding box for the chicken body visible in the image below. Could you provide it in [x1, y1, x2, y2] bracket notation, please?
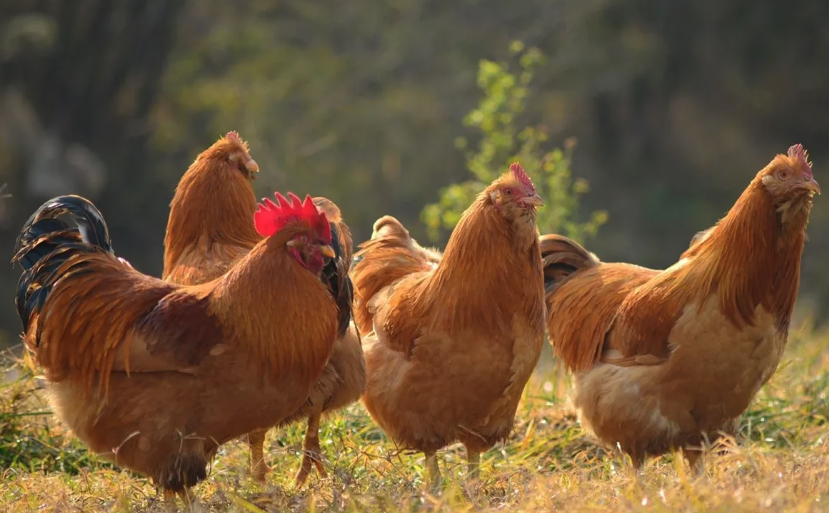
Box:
[352, 164, 545, 482]
[47, 342, 317, 488]
[162, 134, 363, 484]
[543, 145, 819, 469]
[14, 194, 338, 498]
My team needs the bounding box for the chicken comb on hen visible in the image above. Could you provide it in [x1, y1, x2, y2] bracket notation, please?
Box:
[254, 192, 331, 242]
[225, 131, 243, 144]
[510, 162, 536, 193]
[221, 131, 252, 155]
[788, 144, 813, 178]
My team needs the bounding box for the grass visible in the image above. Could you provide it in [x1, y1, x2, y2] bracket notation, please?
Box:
[2, 320, 829, 512]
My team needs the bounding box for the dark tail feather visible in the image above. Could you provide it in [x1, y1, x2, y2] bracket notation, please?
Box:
[539, 234, 600, 297]
[12, 195, 113, 334]
[15, 195, 112, 256]
[321, 220, 354, 339]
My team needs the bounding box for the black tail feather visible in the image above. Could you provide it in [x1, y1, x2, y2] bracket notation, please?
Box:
[321, 221, 354, 338]
[13, 195, 113, 336]
[14, 195, 112, 258]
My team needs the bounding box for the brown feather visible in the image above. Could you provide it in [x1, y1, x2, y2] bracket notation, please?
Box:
[163, 133, 261, 282]
[27, 223, 337, 397]
[206, 227, 338, 386]
[353, 167, 546, 458]
[29, 254, 178, 393]
[351, 215, 439, 339]
[547, 262, 658, 372]
[541, 148, 816, 467]
[546, 152, 813, 372]
[165, 178, 361, 484]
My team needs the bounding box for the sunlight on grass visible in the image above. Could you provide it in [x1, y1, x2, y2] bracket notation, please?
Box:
[3, 320, 829, 512]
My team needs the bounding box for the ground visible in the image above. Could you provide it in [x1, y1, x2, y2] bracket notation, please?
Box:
[2, 320, 829, 512]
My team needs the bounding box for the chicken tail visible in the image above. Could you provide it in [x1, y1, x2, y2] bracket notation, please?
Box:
[351, 216, 437, 334]
[324, 219, 355, 338]
[539, 234, 600, 299]
[12, 195, 114, 334]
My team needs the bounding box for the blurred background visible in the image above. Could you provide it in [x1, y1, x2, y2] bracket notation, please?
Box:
[1, 0, 828, 347]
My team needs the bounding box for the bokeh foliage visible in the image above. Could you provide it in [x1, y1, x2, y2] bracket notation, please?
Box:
[422, 42, 607, 243]
[2, 0, 829, 343]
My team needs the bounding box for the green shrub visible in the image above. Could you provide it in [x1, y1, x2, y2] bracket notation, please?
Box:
[422, 41, 606, 243]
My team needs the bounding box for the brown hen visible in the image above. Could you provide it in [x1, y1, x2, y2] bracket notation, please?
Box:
[352, 163, 546, 484]
[542, 145, 819, 471]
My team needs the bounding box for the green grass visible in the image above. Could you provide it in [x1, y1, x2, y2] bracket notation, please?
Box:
[3, 320, 829, 512]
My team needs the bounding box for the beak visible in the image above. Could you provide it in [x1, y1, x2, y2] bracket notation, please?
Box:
[320, 245, 336, 260]
[802, 176, 821, 195]
[245, 159, 259, 178]
[521, 193, 544, 207]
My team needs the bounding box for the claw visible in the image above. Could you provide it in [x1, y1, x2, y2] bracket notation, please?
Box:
[295, 445, 327, 486]
[162, 488, 202, 512]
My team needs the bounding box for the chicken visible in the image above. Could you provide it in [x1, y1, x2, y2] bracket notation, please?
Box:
[161, 132, 363, 485]
[351, 163, 546, 484]
[162, 131, 261, 284]
[13, 192, 339, 507]
[283, 197, 364, 486]
[542, 145, 819, 471]
[246, 198, 363, 485]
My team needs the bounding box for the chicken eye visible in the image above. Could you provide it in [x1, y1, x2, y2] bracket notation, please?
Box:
[505, 189, 513, 195]
[777, 169, 789, 180]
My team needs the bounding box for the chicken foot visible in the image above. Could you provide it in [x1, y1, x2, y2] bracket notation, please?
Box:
[247, 428, 271, 483]
[296, 412, 328, 486]
[163, 489, 203, 513]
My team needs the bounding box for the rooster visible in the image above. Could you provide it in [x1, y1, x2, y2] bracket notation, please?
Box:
[162, 132, 363, 485]
[351, 163, 545, 484]
[13, 192, 338, 507]
[246, 198, 363, 485]
[542, 145, 819, 471]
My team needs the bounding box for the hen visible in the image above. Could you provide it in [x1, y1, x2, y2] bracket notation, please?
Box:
[162, 132, 363, 485]
[162, 131, 261, 284]
[13, 192, 338, 507]
[352, 163, 545, 484]
[542, 145, 819, 471]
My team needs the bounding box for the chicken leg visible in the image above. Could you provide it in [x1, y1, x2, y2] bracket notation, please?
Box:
[682, 446, 705, 476]
[296, 412, 328, 486]
[248, 428, 271, 482]
[424, 451, 441, 489]
[466, 447, 481, 479]
[163, 489, 203, 513]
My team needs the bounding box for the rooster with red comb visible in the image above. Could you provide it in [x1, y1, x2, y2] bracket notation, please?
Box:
[13, 190, 340, 508]
[161, 132, 363, 487]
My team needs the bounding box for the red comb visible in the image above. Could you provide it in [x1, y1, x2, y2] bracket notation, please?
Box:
[787, 144, 813, 179]
[510, 162, 536, 193]
[254, 192, 331, 242]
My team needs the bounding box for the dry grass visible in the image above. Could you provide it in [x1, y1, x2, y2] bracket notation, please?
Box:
[2, 319, 829, 512]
